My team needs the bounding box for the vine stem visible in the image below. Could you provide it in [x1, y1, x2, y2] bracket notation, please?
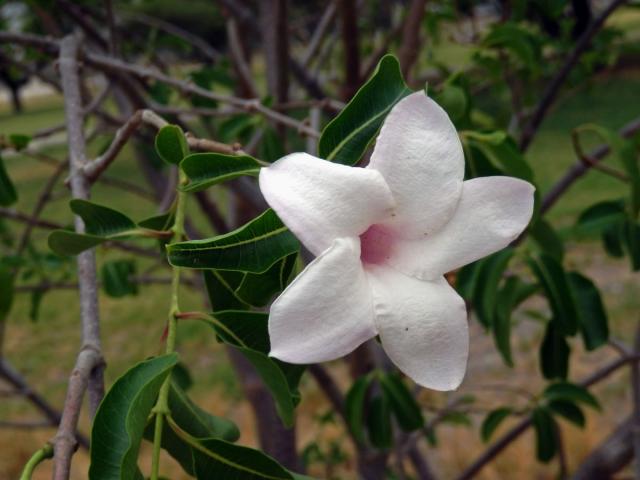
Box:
[150, 169, 187, 480]
[19, 443, 53, 480]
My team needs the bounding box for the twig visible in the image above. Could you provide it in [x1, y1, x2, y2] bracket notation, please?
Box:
[398, 0, 427, 81]
[225, 17, 259, 98]
[301, 1, 337, 69]
[52, 35, 105, 480]
[571, 129, 629, 181]
[519, 0, 628, 151]
[541, 116, 640, 214]
[337, 0, 360, 100]
[19, 443, 53, 480]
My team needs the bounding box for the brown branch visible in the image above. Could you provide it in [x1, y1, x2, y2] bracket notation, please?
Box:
[337, 0, 360, 100]
[53, 36, 105, 480]
[301, 1, 337, 69]
[0, 359, 89, 449]
[541, 116, 640, 214]
[398, 0, 427, 82]
[225, 17, 259, 98]
[260, 0, 290, 105]
[456, 355, 634, 480]
[519, 0, 628, 151]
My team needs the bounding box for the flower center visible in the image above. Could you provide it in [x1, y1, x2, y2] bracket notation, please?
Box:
[359, 225, 394, 265]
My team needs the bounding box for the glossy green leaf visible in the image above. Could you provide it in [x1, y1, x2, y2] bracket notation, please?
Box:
[203, 270, 248, 311]
[474, 249, 514, 328]
[145, 381, 239, 475]
[48, 200, 138, 256]
[318, 54, 412, 165]
[379, 372, 424, 432]
[567, 272, 609, 351]
[529, 219, 564, 262]
[532, 408, 557, 463]
[548, 400, 585, 427]
[367, 394, 392, 449]
[345, 376, 370, 443]
[156, 125, 189, 165]
[191, 437, 294, 479]
[481, 407, 512, 442]
[543, 382, 600, 410]
[89, 354, 178, 480]
[466, 133, 534, 182]
[528, 254, 578, 336]
[203, 311, 303, 427]
[167, 209, 300, 273]
[493, 277, 519, 367]
[138, 211, 175, 232]
[540, 321, 570, 380]
[0, 154, 17, 206]
[180, 153, 261, 192]
[576, 200, 626, 236]
[235, 253, 297, 307]
[101, 260, 138, 298]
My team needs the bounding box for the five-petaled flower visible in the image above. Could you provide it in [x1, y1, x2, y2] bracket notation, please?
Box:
[259, 91, 535, 391]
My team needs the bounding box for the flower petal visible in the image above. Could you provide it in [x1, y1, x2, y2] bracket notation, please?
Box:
[269, 237, 376, 363]
[368, 267, 468, 390]
[259, 152, 394, 256]
[367, 91, 465, 238]
[387, 176, 535, 280]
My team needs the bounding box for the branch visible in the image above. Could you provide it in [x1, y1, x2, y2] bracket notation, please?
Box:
[53, 35, 105, 480]
[301, 1, 337, 69]
[519, 0, 628, 151]
[456, 355, 634, 480]
[398, 0, 427, 81]
[540, 116, 640, 214]
[260, 0, 289, 104]
[337, 0, 360, 100]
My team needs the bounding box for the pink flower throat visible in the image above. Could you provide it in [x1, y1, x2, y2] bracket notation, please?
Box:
[359, 225, 395, 265]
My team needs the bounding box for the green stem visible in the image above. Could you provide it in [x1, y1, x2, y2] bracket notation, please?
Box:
[150, 170, 187, 480]
[20, 444, 53, 480]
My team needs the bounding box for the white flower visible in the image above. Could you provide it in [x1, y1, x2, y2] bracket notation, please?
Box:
[258, 91, 535, 391]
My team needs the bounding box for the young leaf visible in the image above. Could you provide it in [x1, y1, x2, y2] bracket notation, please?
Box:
[379, 372, 424, 432]
[540, 321, 570, 380]
[101, 260, 138, 298]
[532, 408, 558, 463]
[0, 154, 17, 206]
[167, 209, 300, 273]
[156, 125, 189, 165]
[190, 437, 294, 479]
[345, 376, 371, 443]
[89, 354, 178, 480]
[481, 407, 512, 442]
[528, 254, 578, 336]
[180, 153, 261, 192]
[367, 394, 393, 449]
[567, 272, 609, 351]
[318, 55, 412, 166]
[48, 200, 138, 256]
[543, 382, 600, 410]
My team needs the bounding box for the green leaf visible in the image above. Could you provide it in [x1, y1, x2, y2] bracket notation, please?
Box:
[576, 200, 626, 236]
[528, 254, 578, 336]
[190, 437, 294, 479]
[203, 311, 303, 427]
[138, 211, 175, 232]
[548, 400, 585, 427]
[367, 394, 392, 449]
[532, 408, 557, 463]
[167, 209, 300, 273]
[481, 408, 512, 442]
[48, 200, 138, 256]
[145, 381, 239, 475]
[89, 354, 178, 480]
[529, 219, 564, 262]
[203, 270, 249, 311]
[474, 249, 514, 328]
[484, 22, 538, 68]
[235, 254, 297, 307]
[155, 125, 189, 165]
[101, 260, 138, 298]
[543, 382, 600, 410]
[540, 321, 570, 380]
[624, 220, 640, 271]
[8, 133, 31, 151]
[345, 376, 370, 443]
[567, 272, 609, 351]
[318, 54, 412, 165]
[617, 138, 640, 218]
[493, 277, 519, 367]
[180, 153, 261, 192]
[379, 372, 424, 432]
[434, 84, 468, 123]
[0, 154, 17, 206]
[466, 133, 534, 182]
